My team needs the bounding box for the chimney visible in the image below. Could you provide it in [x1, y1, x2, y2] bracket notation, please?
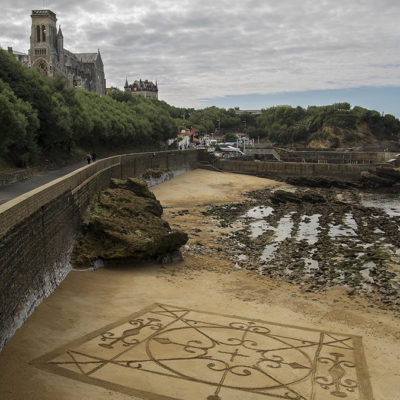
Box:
[7, 47, 13, 54]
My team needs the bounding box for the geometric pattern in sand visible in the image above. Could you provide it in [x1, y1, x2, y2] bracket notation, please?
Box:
[32, 303, 373, 400]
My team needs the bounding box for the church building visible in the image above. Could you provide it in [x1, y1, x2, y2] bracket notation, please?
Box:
[29, 9, 106, 95]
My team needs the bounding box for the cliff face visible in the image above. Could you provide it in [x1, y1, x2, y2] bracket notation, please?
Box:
[71, 178, 188, 267]
[307, 124, 400, 151]
[306, 123, 386, 149]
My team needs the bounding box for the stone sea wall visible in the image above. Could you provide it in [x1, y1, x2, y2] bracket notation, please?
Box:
[0, 150, 199, 350]
[278, 151, 394, 164]
[216, 159, 374, 180]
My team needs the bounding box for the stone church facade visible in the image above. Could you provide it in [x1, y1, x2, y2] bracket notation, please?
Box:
[29, 9, 106, 95]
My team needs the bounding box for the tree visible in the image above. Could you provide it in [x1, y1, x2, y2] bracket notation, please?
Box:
[0, 79, 40, 166]
[224, 133, 237, 142]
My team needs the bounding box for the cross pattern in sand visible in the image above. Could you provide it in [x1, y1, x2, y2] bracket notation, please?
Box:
[32, 303, 373, 400]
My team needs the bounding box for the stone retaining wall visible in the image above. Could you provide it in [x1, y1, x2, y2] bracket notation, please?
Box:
[279, 151, 393, 164]
[0, 150, 198, 350]
[216, 159, 374, 180]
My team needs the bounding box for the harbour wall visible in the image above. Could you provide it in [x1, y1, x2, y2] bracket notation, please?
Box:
[216, 159, 374, 180]
[0, 150, 199, 350]
[277, 150, 396, 164]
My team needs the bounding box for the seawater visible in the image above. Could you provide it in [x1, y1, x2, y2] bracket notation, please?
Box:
[240, 193, 400, 280]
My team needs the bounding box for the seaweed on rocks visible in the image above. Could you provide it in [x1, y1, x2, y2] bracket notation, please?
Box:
[204, 186, 400, 310]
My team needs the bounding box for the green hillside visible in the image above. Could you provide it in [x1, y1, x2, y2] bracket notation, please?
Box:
[248, 103, 400, 148]
[177, 104, 400, 148]
[1, 48, 399, 168]
[0, 49, 177, 167]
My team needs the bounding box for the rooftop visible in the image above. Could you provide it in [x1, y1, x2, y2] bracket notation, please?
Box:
[31, 9, 57, 20]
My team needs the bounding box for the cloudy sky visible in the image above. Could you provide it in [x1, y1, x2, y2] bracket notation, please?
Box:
[1, 0, 400, 115]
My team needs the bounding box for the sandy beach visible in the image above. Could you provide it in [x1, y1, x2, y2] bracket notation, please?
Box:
[0, 169, 398, 400]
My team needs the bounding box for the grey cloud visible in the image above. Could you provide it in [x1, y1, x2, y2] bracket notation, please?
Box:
[1, 0, 399, 107]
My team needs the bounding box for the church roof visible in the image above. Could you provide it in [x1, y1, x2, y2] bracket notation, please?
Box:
[12, 50, 28, 56]
[128, 79, 158, 91]
[31, 10, 57, 21]
[75, 53, 98, 63]
[63, 49, 75, 58]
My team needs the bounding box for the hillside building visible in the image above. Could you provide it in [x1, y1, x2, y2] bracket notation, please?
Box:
[124, 78, 158, 99]
[7, 47, 29, 65]
[29, 9, 106, 95]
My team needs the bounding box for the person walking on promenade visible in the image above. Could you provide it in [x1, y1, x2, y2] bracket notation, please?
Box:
[86, 153, 92, 164]
[92, 153, 97, 162]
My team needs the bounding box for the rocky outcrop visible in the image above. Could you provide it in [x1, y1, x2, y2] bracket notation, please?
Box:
[285, 176, 356, 189]
[361, 165, 400, 189]
[71, 178, 188, 267]
[270, 189, 326, 204]
[375, 165, 400, 180]
[286, 165, 400, 191]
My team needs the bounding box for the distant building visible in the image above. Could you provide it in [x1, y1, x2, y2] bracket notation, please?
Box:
[124, 78, 158, 99]
[177, 128, 202, 149]
[7, 47, 29, 65]
[106, 87, 119, 94]
[29, 9, 106, 95]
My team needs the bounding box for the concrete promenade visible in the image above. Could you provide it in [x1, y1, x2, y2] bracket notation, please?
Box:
[0, 161, 86, 205]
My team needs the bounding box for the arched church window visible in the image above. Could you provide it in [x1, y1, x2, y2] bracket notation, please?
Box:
[36, 25, 41, 42]
[37, 60, 48, 76]
[42, 25, 46, 42]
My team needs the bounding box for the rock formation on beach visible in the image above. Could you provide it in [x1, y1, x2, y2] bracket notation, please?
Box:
[71, 178, 188, 267]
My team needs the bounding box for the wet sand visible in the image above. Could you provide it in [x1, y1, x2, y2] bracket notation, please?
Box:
[0, 170, 398, 400]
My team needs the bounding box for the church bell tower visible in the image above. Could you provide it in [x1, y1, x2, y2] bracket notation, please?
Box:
[29, 10, 58, 76]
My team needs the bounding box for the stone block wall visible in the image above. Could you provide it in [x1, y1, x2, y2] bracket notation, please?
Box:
[279, 151, 391, 164]
[0, 150, 199, 350]
[216, 159, 374, 180]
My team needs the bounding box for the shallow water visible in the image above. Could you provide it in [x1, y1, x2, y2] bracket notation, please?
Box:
[245, 205, 274, 219]
[296, 214, 321, 245]
[258, 213, 294, 263]
[245, 206, 275, 239]
[234, 190, 400, 295]
[360, 261, 376, 284]
[249, 220, 273, 239]
[260, 243, 279, 263]
[328, 213, 358, 238]
[361, 195, 400, 217]
[303, 257, 319, 274]
[275, 213, 295, 241]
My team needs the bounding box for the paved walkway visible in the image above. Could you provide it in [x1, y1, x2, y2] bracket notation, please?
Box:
[0, 161, 86, 205]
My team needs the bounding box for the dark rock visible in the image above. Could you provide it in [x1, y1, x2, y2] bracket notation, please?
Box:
[270, 189, 326, 204]
[109, 177, 157, 200]
[270, 190, 302, 203]
[361, 171, 395, 187]
[301, 192, 326, 203]
[375, 165, 400, 180]
[71, 178, 188, 267]
[286, 176, 355, 189]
